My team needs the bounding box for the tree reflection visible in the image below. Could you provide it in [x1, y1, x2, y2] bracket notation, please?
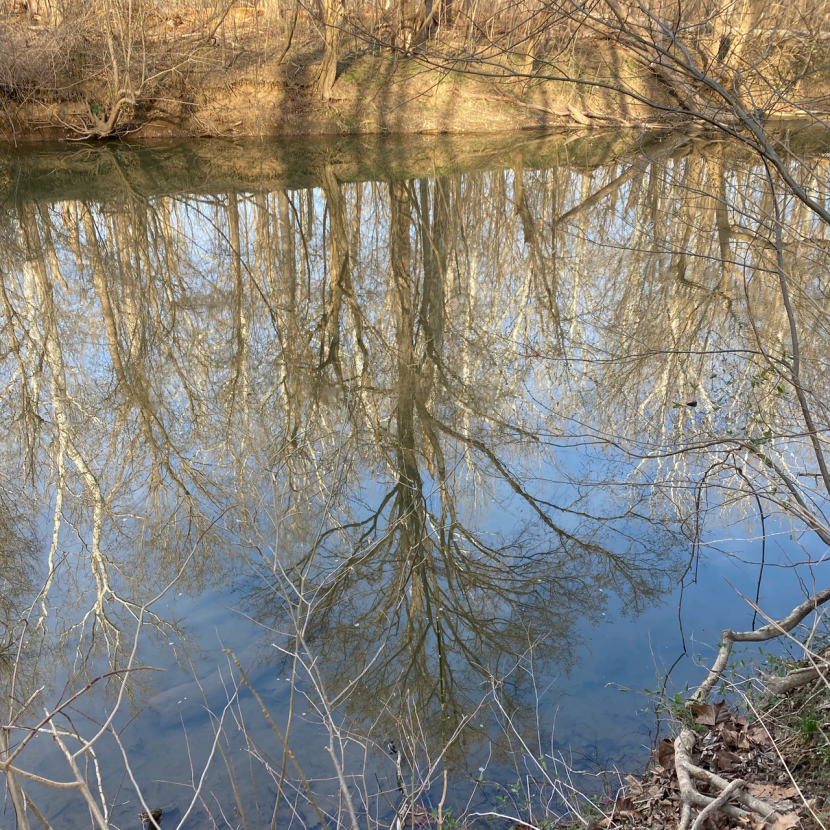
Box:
[3, 131, 830, 818]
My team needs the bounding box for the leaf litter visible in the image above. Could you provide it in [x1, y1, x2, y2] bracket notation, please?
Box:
[583, 700, 825, 830]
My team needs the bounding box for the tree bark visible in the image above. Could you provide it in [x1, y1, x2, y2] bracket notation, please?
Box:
[316, 0, 344, 100]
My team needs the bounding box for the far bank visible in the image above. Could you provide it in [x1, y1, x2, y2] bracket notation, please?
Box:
[3, 0, 830, 143]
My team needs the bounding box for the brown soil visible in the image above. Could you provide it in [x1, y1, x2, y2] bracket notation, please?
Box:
[0, 50, 636, 143]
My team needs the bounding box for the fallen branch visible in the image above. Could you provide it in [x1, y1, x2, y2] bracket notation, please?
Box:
[691, 584, 830, 702]
[763, 645, 830, 697]
[674, 729, 779, 830]
[674, 731, 749, 829]
[690, 778, 746, 830]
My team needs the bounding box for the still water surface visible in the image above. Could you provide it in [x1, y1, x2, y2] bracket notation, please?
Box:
[1, 131, 828, 829]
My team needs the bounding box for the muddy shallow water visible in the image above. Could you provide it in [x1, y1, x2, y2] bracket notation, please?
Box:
[1, 130, 828, 829]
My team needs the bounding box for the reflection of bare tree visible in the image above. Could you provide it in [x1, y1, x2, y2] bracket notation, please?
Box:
[3, 139, 829, 619]
[21, 202, 116, 626]
[0, 496, 37, 658]
[246, 175, 681, 756]
[4, 134, 830, 821]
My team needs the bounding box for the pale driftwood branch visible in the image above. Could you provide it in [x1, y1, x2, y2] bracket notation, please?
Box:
[692, 639, 734, 703]
[690, 778, 746, 830]
[24, 794, 54, 830]
[692, 584, 830, 702]
[49, 725, 109, 830]
[674, 730, 780, 830]
[0, 763, 83, 789]
[674, 731, 748, 829]
[324, 746, 361, 830]
[686, 765, 778, 820]
[0, 729, 32, 830]
[764, 645, 830, 696]
[1, 666, 162, 770]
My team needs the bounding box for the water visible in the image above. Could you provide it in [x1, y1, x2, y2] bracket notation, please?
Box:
[1, 130, 829, 829]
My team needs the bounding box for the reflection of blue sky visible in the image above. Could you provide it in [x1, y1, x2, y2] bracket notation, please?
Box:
[22, 443, 827, 828]
[26, 480, 821, 819]
[8, 150, 830, 826]
[28, 514, 822, 828]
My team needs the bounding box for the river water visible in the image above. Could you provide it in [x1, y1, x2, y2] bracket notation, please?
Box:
[1, 130, 828, 829]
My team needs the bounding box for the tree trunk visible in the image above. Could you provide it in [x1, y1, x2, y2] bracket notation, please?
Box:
[316, 0, 344, 101]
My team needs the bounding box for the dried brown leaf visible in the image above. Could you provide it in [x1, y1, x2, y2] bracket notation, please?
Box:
[689, 702, 717, 726]
[625, 774, 644, 796]
[715, 750, 742, 772]
[612, 796, 645, 820]
[769, 812, 801, 830]
[713, 700, 731, 724]
[746, 724, 773, 747]
[655, 738, 676, 770]
[690, 699, 731, 727]
[720, 726, 739, 748]
[747, 783, 799, 800]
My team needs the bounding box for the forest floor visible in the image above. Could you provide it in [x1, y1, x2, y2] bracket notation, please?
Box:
[593, 654, 830, 830]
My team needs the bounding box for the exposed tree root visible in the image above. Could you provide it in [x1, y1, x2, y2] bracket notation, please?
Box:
[673, 583, 830, 827]
[55, 93, 136, 140]
[624, 706, 810, 830]
[674, 730, 779, 829]
[690, 779, 748, 830]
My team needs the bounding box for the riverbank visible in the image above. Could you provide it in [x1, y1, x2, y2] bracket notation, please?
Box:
[4, 5, 830, 144]
[0, 42, 653, 143]
[597, 651, 830, 830]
